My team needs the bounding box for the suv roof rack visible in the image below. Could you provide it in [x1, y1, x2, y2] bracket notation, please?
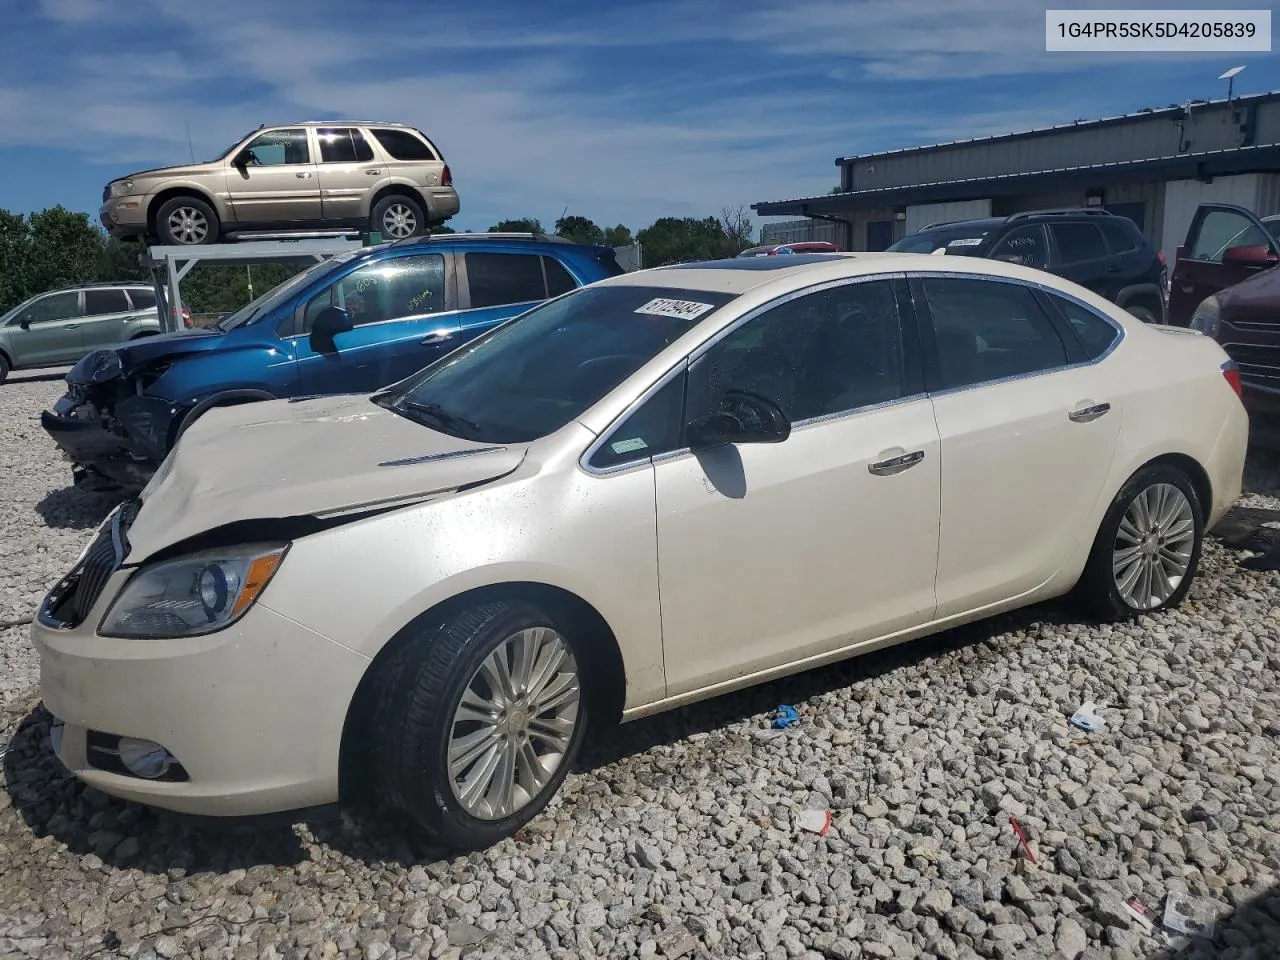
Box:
[406, 231, 577, 245]
[1005, 207, 1117, 222]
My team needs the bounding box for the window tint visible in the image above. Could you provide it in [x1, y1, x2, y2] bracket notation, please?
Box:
[1049, 295, 1120, 361]
[921, 277, 1068, 388]
[370, 128, 436, 161]
[687, 280, 905, 425]
[543, 256, 578, 298]
[316, 128, 374, 163]
[988, 225, 1048, 269]
[243, 129, 310, 166]
[1190, 210, 1271, 261]
[1099, 219, 1138, 253]
[128, 288, 156, 310]
[1050, 222, 1107, 263]
[22, 291, 82, 324]
[303, 254, 446, 331]
[590, 372, 687, 470]
[84, 289, 130, 315]
[466, 253, 547, 309]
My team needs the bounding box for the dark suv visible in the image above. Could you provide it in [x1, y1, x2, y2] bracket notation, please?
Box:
[887, 209, 1167, 324]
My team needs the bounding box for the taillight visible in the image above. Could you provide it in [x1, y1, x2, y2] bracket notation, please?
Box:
[441, 164, 452, 186]
[1222, 360, 1243, 398]
[1157, 250, 1166, 265]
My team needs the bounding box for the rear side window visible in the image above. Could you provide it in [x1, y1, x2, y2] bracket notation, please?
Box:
[317, 128, 374, 163]
[1099, 219, 1139, 253]
[988, 225, 1049, 269]
[1048, 295, 1120, 360]
[84, 289, 130, 315]
[466, 253, 547, 308]
[1050, 222, 1107, 263]
[128, 288, 156, 310]
[370, 128, 437, 161]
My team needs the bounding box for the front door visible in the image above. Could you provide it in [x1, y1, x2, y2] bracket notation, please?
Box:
[911, 273, 1123, 616]
[653, 277, 942, 696]
[7, 290, 86, 366]
[226, 128, 322, 227]
[315, 127, 381, 227]
[292, 250, 459, 394]
[80, 287, 135, 350]
[1168, 203, 1279, 326]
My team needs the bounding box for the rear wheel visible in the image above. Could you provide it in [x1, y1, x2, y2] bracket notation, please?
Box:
[0, 353, 9, 383]
[367, 600, 588, 850]
[1077, 463, 1203, 620]
[371, 194, 426, 240]
[155, 196, 219, 246]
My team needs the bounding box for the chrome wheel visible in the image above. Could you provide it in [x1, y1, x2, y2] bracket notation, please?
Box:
[448, 626, 580, 820]
[382, 203, 418, 238]
[1112, 483, 1195, 610]
[166, 206, 210, 244]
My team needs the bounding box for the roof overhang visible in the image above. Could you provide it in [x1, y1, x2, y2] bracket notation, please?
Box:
[752, 144, 1280, 219]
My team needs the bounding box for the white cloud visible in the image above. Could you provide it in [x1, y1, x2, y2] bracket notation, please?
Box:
[38, 0, 104, 22]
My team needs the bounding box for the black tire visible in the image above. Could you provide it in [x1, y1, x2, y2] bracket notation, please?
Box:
[366, 599, 589, 850]
[1076, 463, 1204, 621]
[0, 353, 9, 383]
[155, 195, 220, 246]
[1126, 303, 1159, 325]
[370, 194, 427, 240]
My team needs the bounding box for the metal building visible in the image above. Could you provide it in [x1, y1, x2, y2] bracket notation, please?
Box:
[752, 90, 1280, 262]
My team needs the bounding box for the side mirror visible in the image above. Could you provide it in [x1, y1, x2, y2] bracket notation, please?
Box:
[232, 150, 253, 169]
[18, 318, 30, 330]
[1223, 244, 1278, 269]
[309, 306, 353, 352]
[688, 390, 790, 450]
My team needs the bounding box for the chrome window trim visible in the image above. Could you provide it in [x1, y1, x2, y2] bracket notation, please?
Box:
[579, 272, 911, 478]
[907, 270, 1126, 400]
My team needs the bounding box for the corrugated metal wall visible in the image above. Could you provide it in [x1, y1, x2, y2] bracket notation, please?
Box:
[904, 199, 993, 235]
[1160, 174, 1280, 262]
[760, 219, 843, 245]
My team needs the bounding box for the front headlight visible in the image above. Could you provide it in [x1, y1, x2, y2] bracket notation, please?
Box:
[1190, 297, 1221, 338]
[110, 179, 136, 197]
[99, 543, 288, 638]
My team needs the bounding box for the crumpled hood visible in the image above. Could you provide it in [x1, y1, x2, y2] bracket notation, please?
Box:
[126, 392, 526, 560]
[67, 328, 226, 384]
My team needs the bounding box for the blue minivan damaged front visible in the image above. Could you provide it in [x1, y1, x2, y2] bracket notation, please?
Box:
[41, 234, 625, 493]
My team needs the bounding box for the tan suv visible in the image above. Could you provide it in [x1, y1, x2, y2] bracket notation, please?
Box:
[100, 122, 459, 246]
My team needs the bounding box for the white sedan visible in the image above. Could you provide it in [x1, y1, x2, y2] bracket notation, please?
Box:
[32, 252, 1247, 849]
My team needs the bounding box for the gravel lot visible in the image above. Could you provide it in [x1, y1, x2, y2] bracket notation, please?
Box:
[3, 368, 1280, 960]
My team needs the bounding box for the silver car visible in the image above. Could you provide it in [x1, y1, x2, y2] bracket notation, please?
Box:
[0, 283, 163, 382]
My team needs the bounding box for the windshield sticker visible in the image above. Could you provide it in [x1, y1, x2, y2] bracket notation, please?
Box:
[610, 437, 648, 454]
[634, 297, 716, 321]
[946, 238, 984, 248]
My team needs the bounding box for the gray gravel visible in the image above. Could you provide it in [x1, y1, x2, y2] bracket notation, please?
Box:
[3, 370, 1280, 960]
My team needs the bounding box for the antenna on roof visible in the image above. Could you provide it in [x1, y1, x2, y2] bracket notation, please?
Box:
[1219, 65, 1246, 101]
[185, 120, 195, 163]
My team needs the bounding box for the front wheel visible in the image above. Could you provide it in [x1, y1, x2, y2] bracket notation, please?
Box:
[155, 196, 220, 246]
[0, 353, 9, 383]
[1076, 463, 1204, 620]
[367, 600, 588, 850]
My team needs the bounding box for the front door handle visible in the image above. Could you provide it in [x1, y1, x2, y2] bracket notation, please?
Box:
[63, 324, 80, 330]
[869, 450, 925, 476]
[420, 330, 456, 345]
[1069, 402, 1111, 423]
[295, 171, 312, 179]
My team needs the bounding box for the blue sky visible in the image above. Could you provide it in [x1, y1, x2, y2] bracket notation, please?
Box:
[1, 0, 1275, 234]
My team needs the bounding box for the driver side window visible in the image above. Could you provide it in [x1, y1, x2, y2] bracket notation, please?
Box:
[242, 129, 310, 166]
[20, 291, 82, 325]
[301, 254, 446, 332]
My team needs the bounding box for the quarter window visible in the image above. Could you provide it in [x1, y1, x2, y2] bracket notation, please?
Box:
[302, 254, 446, 332]
[369, 128, 437, 161]
[84, 289, 130, 315]
[1099, 219, 1138, 253]
[589, 372, 687, 470]
[316, 128, 375, 163]
[1048, 296, 1120, 361]
[988, 225, 1049, 269]
[1050, 222, 1107, 263]
[21, 291, 82, 325]
[544, 256, 578, 297]
[687, 279, 905, 425]
[466, 253, 547, 309]
[921, 277, 1068, 388]
[127, 288, 156, 310]
[242, 129, 310, 166]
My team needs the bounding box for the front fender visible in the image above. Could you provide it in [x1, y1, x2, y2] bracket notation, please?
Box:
[173, 389, 279, 444]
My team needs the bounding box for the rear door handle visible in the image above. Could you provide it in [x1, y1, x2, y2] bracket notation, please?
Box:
[366, 169, 382, 176]
[869, 450, 925, 476]
[1069, 402, 1111, 423]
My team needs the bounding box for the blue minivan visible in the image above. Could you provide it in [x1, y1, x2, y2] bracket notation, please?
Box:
[42, 234, 625, 492]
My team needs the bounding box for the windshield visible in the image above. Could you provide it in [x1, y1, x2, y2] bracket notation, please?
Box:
[209, 130, 255, 163]
[213, 253, 361, 330]
[887, 225, 993, 255]
[373, 284, 739, 443]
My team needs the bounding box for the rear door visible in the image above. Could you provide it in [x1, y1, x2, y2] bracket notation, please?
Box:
[80, 288, 135, 350]
[315, 127, 380, 227]
[1047, 220, 1114, 298]
[9, 291, 86, 366]
[1168, 203, 1279, 326]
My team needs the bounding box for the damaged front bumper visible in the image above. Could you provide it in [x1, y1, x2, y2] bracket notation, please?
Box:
[42, 385, 181, 494]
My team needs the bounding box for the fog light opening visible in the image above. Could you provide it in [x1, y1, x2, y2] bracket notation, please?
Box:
[49, 719, 65, 755]
[117, 737, 174, 779]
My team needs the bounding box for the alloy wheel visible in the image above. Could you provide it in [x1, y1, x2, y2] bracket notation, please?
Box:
[382, 203, 418, 238]
[1112, 482, 1195, 610]
[166, 207, 209, 244]
[447, 626, 581, 820]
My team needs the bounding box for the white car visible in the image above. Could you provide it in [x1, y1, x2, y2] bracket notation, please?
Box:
[33, 252, 1247, 849]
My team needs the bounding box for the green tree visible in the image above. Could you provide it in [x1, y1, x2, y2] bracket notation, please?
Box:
[429, 224, 457, 234]
[602, 224, 633, 247]
[96, 238, 148, 283]
[26, 206, 102, 296]
[719, 205, 754, 254]
[554, 215, 604, 245]
[488, 218, 544, 234]
[636, 216, 736, 266]
[0, 210, 30, 313]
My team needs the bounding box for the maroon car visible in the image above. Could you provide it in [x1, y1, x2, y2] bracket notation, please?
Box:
[1168, 203, 1280, 327]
